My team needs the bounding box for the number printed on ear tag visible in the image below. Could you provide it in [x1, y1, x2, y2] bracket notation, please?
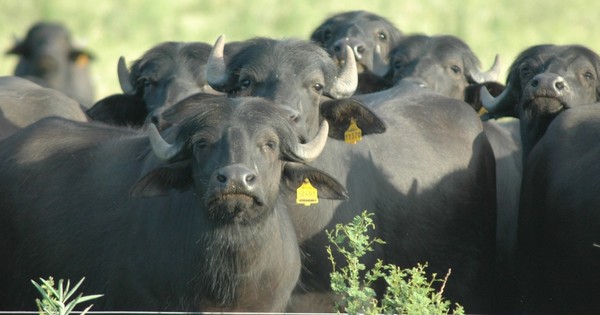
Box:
[296, 178, 319, 206]
[344, 118, 362, 144]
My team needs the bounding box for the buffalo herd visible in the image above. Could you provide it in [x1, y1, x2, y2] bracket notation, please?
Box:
[1, 10, 599, 314]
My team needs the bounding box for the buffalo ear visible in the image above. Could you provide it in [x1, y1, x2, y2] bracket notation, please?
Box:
[86, 94, 148, 127]
[356, 71, 393, 94]
[320, 98, 386, 140]
[130, 160, 192, 198]
[69, 49, 95, 65]
[6, 41, 25, 56]
[281, 162, 348, 200]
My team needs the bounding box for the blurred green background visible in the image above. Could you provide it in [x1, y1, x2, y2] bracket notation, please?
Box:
[1, 0, 599, 102]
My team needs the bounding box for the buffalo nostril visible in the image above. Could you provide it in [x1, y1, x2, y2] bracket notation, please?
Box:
[217, 174, 227, 183]
[555, 81, 565, 90]
[333, 45, 342, 53]
[355, 45, 365, 54]
[245, 174, 256, 184]
[151, 115, 160, 125]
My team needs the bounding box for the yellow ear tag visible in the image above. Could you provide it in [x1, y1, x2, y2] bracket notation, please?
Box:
[75, 54, 89, 67]
[344, 118, 362, 144]
[296, 178, 319, 206]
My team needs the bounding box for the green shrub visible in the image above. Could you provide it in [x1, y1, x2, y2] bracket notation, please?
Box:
[326, 211, 465, 315]
[32, 277, 102, 315]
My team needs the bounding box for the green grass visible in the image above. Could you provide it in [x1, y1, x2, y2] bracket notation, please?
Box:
[1, 0, 599, 101]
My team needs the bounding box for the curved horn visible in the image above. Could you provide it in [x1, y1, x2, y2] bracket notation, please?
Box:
[470, 54, 501, 83]
[480, 84, 514, 113]
[147, 124, 181, 161]
[294, 120, 329, 162]
[205, 35, 229, 90]
[329, 45, 358, 98]
[118, 56, 135, 94]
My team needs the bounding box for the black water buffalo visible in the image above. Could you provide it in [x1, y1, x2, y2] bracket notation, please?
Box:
[518, 104, 600, 314]
[206, 35, 358, 142]
[6, 22, 95, 107]
[0, 76, 87, 139]
[482, 44, 600, 158]
[87, 41, 223, 127]
[309, 10, 404, 94]
[482, 44, 600, 313]
[0, 94, 349, 311]
[205, 36, 497, 313]
[389, 34, 502, 110]
[385, 34, 516, 309]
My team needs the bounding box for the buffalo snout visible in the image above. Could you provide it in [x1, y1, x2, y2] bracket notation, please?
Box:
[528, 73, 568, 96]
[213, 164, 258, 192]
[333, 37, 367, 61]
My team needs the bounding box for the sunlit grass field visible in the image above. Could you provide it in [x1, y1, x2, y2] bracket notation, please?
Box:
[1, 0, 599, 102]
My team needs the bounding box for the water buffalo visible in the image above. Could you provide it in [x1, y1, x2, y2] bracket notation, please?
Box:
[518, 104, 600, 314]
[389, 34, 502, 110]
[309, 10, 404, 94]
[6, 22, 96, 107]
[87, 41, 223, 127]
[481, 44, 600, 314]
[0, 94, 348, 311]
[0, 76, 87, 140]
[205, 36, 497, 313]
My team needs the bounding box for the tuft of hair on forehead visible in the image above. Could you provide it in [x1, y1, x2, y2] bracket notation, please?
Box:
[392, 34, 481, 70]
[229, 98, 304, 161]
[165, 95, 303, 161]
[227, 37, 338, 85]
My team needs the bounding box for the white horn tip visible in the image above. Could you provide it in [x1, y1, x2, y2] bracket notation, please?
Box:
[480, 86, 495, 110]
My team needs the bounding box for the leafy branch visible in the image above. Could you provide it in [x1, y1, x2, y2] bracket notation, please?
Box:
[32, 277, 103, 315]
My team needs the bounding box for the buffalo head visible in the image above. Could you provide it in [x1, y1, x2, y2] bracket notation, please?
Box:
[481, 44, 600, 158]
[389, 34, 501, 108]
[87, 42, 222, 127]
[131, 94, 348, 225]
[205, 36, 359, 142]
[309, 10, 404, 93]
[7, 21, 95, 106]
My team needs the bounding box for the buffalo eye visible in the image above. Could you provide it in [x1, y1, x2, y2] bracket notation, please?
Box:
[240, 78, 251, 90]
[138, 77, 154, 88]
[450, 65, 462, 74]
[377, 32, 387, 42]
[313, 83, 324, 93]
[393, 61, 404, 71]
[519, 64, 533, 79]
[583, 71, 595, 81]
[263, 140, 278, 151]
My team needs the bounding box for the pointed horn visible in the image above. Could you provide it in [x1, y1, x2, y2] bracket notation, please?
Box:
[206, 35, 229, 90]
[372, 45, 389, 77]
[118, 56, 135, 94]
[330, 45, 358, 98]
[470, 54, 501, 83]
[480, 85, 513, 113]
[147, 124, 181, 161]
[295, 120, 329, 162]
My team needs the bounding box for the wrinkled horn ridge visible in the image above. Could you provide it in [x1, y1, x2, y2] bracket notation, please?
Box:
[295, 120, 329, 162]
[206, 35, 229, 89]
[118, 56, 134, 94]
[147, 124, 181, 161]
[470, 54, 501, 83]
[481, 84, 511, 113]
[330, 45, 358, 98]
